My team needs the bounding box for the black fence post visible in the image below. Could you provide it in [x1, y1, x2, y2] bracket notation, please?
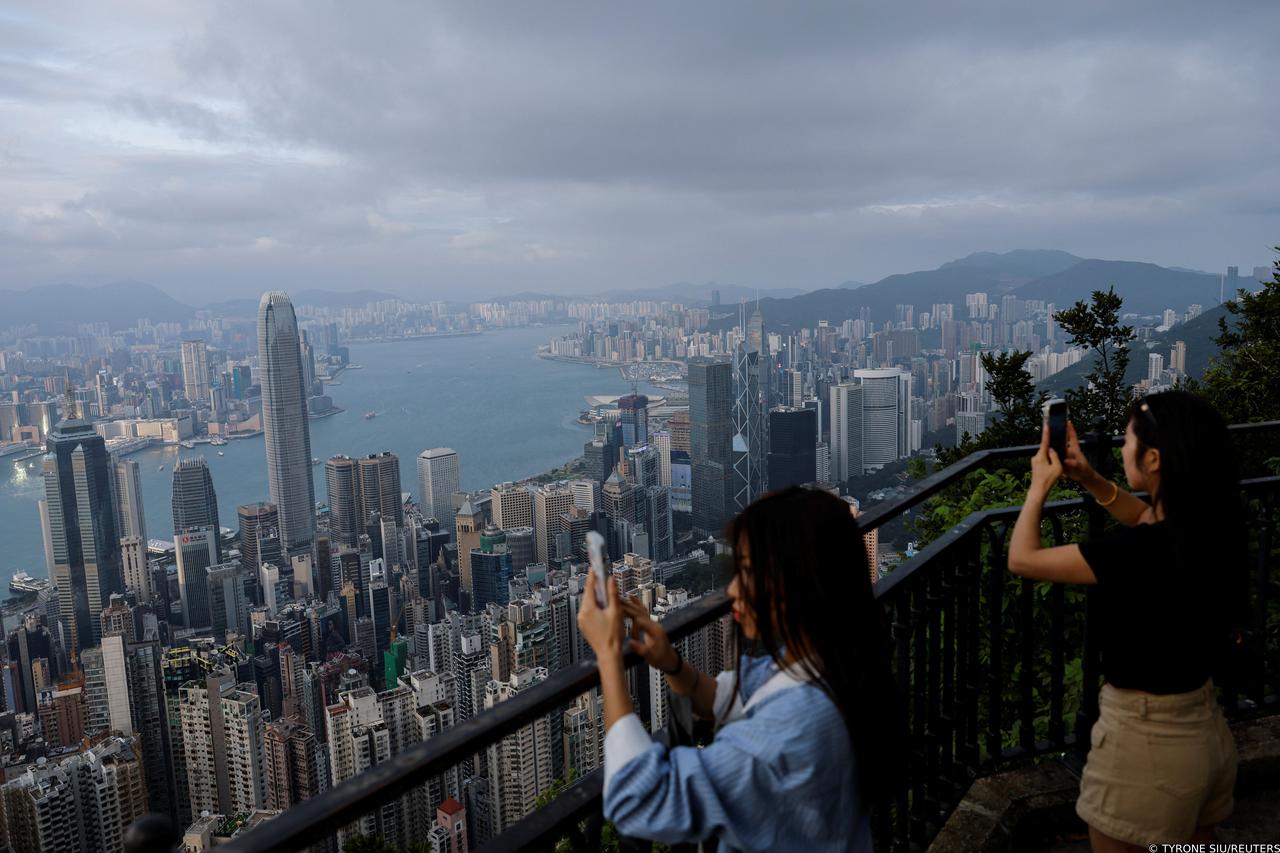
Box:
[1072, 428, 1111, 766]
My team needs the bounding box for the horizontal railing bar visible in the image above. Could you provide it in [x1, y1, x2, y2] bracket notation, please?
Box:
[875, 475, 1278, 598]
[873, 497, 1086, 598]
[856, 420, 1279, 536]
[221, 591, 730, 853]
[475, 770, 604, 853]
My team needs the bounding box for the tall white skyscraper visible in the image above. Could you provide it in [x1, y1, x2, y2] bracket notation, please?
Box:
[829, 383, 863, 484]
[181, 339, 211, 403]
[258, 291, 316, 553]
[111, 458, 147, 543]
[1148, 352, 1165, 383]
[417, 448, 461, 529]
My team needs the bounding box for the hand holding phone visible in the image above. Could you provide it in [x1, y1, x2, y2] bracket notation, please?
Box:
[1043, 398, 1067, 462]
[586, 531, 608, 608]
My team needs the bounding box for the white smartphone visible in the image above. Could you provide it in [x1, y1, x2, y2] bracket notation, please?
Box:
[586, 531, 608, 607]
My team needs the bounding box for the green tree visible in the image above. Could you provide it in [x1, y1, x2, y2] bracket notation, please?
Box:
[342, 835, 398, 853]
[1201, 250, 1280, 423]
[1054, 286, 1135, 433]
[935, 350, 1046, 467]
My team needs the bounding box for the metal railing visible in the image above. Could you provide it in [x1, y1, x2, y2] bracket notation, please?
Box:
[130, 421, 1279, 853]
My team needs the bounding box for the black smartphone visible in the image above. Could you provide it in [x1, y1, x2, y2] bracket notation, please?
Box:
[1044, 398, 1067, 461]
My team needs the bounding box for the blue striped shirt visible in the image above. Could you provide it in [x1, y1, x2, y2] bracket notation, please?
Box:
[603, 654, 873, 853]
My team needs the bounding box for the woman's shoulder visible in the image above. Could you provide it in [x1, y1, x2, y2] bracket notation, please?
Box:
[739, 679, 848, 740]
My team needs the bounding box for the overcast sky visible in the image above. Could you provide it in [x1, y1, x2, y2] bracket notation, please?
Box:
[2, 2, 1277, 302]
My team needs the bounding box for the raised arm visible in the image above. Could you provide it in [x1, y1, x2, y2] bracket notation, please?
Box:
[1062, 422, 1153, 527]
[1008, 425, 1098, 584]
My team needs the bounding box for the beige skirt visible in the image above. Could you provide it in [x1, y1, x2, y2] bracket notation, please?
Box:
[1076, 680, 1237, 845]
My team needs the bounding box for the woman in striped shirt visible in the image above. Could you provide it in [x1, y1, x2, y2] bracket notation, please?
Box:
[577, 487, 901, 852]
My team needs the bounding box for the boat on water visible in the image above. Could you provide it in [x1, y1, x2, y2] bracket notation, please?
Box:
[364, 411, 377, 420]
[10, 571, 49, 596]
[180, 440, 195, 449]
[210, 437, 227, 446]
[157, 464, 165, 471]
[311, 457, 320, 465]
[217, 451, 225, 456]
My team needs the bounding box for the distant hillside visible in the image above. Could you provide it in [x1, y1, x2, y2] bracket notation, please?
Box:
[940, 249, 1083, 279]
[709, 251, 1228, 334]
[202, 289, 404, 318]
[1013, 260, 1221, 315]
[710, 249, 1091, 333]
[600, 282, 807, 305]
[0, 281, 193, 330]
[1038, 304, 1230, 395]
[292, 289, 401, 308]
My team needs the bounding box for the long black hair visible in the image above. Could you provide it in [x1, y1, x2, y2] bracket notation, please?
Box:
[1130, 391, 1249, 653]
[726, 486, 903, 803]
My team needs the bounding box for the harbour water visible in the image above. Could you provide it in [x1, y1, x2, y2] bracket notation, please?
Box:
[0, 325, 664, 578]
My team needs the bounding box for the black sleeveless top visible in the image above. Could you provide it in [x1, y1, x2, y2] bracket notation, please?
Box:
[1078, 520, 1226, 695]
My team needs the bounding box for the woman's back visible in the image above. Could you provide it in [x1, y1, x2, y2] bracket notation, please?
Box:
[1079, 519, 1229, 693]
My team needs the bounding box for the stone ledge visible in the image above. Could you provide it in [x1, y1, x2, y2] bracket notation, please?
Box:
[927, 714, 1280, 853]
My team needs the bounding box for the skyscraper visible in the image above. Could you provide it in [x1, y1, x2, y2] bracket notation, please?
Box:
[258, 291, 316, 553]
[180, 670, 268, 817]
[110, 457, 147, 544]
[617, 394, 649, 447]
[829, 382, 864, 484]
[731, 345, 765, 510]
[689, 359, 733, 536]
[532, 483, 574, 565]
[418, 448, 461, 529]
[172, 456, 220, 547]
[767, 407, 817, 491]
[484, 667, 553, 834]
[181, 340, 211, 404]
[455, 498, 484, 608]
[176, 526, 219, 630]
[854, 368, 912, 472]
[42, 418, 123, 658]
[325, 455, 362, 547]
[492, 482, 533, 530]
[358, 451, 404, 528]
[238, 502, 282, 581]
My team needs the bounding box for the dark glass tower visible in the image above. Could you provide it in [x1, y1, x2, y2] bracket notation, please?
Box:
[358, 451, 403, 528]
[767, 407, 818, 491]
[324, 455, 361, 547]
[617, 394, 649, 447]
[42, 418, 123, 658]
[688, 359, 734, 536]
[172, 456, 220, 553]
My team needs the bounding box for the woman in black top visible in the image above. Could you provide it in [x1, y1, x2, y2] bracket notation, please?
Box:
[1007, 391, 1243, 851]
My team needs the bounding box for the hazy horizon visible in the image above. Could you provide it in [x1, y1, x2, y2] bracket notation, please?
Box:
[3, 2, 1278, 301]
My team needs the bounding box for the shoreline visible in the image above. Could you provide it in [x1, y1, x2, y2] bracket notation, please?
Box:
[344, 330, 486, 344]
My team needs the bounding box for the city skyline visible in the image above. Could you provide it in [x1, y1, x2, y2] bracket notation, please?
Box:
[0, 266, 1268, 848]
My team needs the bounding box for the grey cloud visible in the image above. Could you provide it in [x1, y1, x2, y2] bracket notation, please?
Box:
[0, 1, 1277, 298]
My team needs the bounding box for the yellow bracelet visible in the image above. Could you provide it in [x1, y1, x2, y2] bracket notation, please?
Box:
[1097, 482, 1120, 507]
